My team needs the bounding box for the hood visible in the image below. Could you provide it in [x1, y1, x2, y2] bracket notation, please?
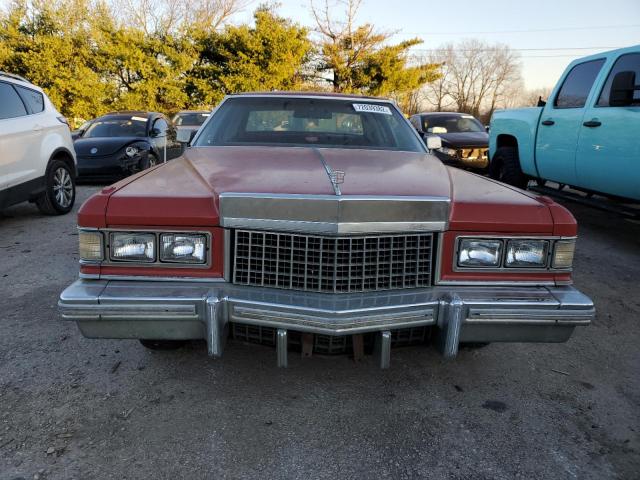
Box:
[101, 145, 554, 233]
[74, 137, 148, 156]
[437, 131, 488, 148]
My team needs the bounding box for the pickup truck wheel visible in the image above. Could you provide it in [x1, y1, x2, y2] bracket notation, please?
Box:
[491, 147, 528, 189]
[139, 339, 187, 350]
[36, 159, 76, 215]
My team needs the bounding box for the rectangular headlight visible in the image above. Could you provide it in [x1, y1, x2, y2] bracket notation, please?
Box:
[458, 239, 502, 267]
[505, 239, 549, 268]
[160, 233, 207, 264]
[110, 232, 155, 262]
[553, 239, 575, 269]
[79, 230, 103, 261]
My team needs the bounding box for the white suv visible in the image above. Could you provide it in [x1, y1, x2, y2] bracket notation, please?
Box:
[0, 72, 77, 215]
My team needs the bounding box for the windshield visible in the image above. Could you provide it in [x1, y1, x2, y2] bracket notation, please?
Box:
[193, 97, 425, 152]
[422, 114, 484, 134]
[84, 116, 148, 138]
[173, 112, 210, 126]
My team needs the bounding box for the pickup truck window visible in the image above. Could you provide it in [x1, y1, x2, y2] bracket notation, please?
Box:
[597, 53, 640, 107]
[554, 59, 605, 109]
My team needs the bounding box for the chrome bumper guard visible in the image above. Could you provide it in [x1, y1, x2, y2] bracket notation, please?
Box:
[59, 280, 594, 368]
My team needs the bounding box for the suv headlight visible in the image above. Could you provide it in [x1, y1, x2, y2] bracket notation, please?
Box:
[110, 232, 155, 262]
[438, 147, 458, 157]
[458, 239, 502, 267]
[505, 239, 549, 267]
[125, 146, 140, 157]
[160, 233, 207, 264]
[79, 230, 103, 261]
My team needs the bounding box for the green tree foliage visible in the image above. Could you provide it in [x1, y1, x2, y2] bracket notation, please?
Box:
[187, 8, 313, 105]
[311, 0, 440, 107]
[0, 0, 440, 122]
[0, 0, 115, 121]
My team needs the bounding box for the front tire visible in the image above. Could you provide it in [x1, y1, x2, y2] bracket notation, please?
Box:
[139, 153, 159, 171]
[36, 159, 76, 215]
[490, 147, 528, 189]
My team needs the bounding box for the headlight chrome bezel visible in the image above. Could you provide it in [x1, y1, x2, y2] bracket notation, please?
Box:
[454, 236, 575, 272]
[78, 228, 212, 267]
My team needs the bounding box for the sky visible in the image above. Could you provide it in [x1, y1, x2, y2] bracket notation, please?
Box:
[239, 0, 640, 90]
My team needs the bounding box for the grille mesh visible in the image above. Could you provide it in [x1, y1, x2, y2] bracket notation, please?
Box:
[233, 230, 433, 293]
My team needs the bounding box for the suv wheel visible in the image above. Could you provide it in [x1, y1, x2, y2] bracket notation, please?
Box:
[36, 159, 75, 215]
[490, 147, 528, 189]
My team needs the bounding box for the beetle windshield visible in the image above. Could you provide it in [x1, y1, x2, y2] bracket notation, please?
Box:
[84, 116, 148, 138]
[173, 112, 210, 126]
[193, 97, 425, 152]
[422, 114, 484, 134]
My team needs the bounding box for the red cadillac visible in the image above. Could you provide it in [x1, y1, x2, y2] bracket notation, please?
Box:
[59, 93, 594, 368]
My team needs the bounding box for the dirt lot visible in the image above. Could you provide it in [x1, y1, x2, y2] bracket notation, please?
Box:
[0, 185, 638, 480]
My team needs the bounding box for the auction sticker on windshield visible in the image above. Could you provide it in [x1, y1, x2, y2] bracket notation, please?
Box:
[352, 104, 392, 115]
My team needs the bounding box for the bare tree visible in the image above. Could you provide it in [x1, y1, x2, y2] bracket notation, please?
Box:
[112, 0, 248, 35]
[422, 40, 522, 118]
[310, 0, 388, 92]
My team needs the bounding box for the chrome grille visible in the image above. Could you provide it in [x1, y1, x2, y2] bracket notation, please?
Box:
[232, 230, 433, 293]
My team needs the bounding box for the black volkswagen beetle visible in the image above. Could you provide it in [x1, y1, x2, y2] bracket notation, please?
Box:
[409, 112, 489, 171]
[74, 111, 183, 181]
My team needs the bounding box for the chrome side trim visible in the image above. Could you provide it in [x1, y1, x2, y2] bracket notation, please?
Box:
[219, 193, 450, 234]
[223, 228, 231, 281]
[90, 274, 226, 283]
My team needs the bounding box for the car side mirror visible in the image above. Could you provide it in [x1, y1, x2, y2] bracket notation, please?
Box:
[150, 127, 162, 138]
[425, 135, 442, 151]
[71, 129, 83, 140]
[609, 70, 637, 107]
[485, 125, 490, 132]
[176, 129, 196, 144]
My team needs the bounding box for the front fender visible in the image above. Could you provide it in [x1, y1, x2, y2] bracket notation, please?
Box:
[489, 107, 543, 177]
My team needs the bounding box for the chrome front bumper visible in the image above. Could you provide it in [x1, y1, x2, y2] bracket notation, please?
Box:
[59, 280, 594, 368]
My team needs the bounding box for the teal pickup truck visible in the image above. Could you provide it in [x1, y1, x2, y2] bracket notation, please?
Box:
[489, 46, 639, 201]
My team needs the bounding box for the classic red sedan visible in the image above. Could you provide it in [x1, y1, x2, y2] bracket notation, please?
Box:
[59, 93, 594, 368]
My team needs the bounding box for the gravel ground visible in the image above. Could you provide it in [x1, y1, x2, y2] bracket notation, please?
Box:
[0, 186, 638, 480]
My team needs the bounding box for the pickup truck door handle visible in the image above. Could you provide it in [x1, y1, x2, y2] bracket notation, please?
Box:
[541, 119, 555, 126]
[583, 120, 602, 128]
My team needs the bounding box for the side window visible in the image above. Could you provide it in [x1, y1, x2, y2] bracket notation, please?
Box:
[554, 59, 605, 109]
[597, 53, 640, 107]
[153, 118, 168, 136]
[15, 86, 44, 114]
[0, 82, 28, 120]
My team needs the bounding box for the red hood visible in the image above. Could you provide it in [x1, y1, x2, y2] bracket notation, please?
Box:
[102, 146, 450, 226]
[79, 146, 561, 233]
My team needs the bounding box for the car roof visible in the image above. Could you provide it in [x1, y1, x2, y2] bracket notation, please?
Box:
[175, 110, 210, 114]
[227, 91, 394, 102]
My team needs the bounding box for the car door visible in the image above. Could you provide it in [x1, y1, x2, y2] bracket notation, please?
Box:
[0, 81, 38, 190]
[535, 58, 605, 186]
[575, 52, 640, 200]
